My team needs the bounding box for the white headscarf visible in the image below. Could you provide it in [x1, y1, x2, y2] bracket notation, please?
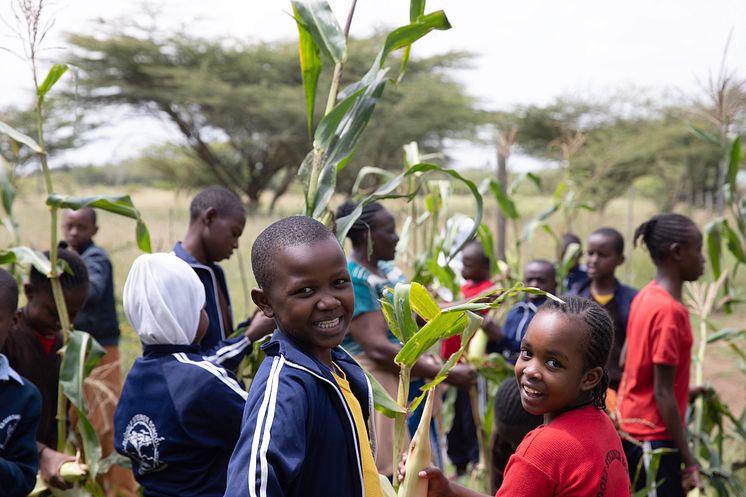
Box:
[124, 252, 206, 345]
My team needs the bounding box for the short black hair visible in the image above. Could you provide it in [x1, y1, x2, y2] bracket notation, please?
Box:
[335, 200, 385, 247]
[494, 378, 543, 427]
[465, 239, 490, 264]
[633, 213, 698, 262]
[29, 248, 89, 294]
[252, 216, 337, 290]
[540, 296, 613, 410]
[189, 186, 245, 223]
[591, 227, 624, 254]
[0, 269, 19, 315]
[66, 206, 96, 225]
[561, 233, 581, 251]
[525, 259, 556, 279]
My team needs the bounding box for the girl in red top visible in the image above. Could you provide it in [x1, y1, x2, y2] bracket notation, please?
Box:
[402, 297, 631, 497]
[618, 214, 705, 496]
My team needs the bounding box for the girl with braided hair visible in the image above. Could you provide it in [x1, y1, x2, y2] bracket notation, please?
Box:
[618, 213, 705, 496]
[400, 296, 631, 497]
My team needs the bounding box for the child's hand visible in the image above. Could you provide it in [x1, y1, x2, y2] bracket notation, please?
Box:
[244, 312, 275, 342]
[445, 364, 477, 389]
[396, 456, 454, 497]
[682, 465, 705, 494]
[39, 447, 75, 489]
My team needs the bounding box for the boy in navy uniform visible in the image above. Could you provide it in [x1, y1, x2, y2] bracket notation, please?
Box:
[61, 207, 137, 497]
[174, 186, 273, 369]
[567, 227, 637, 392]
[224, 216, 383, 497]
[0, 269, 42, 497]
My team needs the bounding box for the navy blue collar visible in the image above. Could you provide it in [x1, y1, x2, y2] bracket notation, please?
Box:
[142, 343, 202, 357]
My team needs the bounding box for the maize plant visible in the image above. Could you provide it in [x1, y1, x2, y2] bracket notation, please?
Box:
[0, 3, 151, 494]
[382, 281, 559, 494]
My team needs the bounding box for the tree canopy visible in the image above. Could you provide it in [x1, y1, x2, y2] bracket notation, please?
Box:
[66, 23, 484, 208]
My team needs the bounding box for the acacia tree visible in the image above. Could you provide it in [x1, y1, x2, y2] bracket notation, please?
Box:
[66, 24, 481, 208]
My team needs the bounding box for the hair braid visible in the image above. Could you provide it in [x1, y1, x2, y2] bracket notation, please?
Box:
[334, 200, 384, 246]
[541, 296, 614, 410]
[633, 213, 697, 262]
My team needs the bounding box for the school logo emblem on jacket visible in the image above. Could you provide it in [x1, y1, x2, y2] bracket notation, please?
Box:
[0, 414, 21, 450]
[122, 414, 167, 474]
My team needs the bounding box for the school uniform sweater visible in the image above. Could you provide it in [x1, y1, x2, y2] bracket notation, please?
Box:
[172, 242, 251, 370]
[1, 312, 63, 448]
[497, 405, 630, 497]
[73, 242, 120, 347]
[0, 354, 42, 497]
[114, 343, 247, 497]
[223, 329, 375, 497]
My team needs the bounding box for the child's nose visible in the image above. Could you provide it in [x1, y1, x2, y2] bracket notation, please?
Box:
[317, 292, 340, 309]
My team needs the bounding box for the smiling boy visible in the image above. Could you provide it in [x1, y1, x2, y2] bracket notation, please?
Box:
[224, 216, 382, 497]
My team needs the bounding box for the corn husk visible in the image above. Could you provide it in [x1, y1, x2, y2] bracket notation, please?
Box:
[59, 461, 88, 482]
[397, 389, 434, 497]
[380, 474, 397, 497]
[466, 328, 488, 361]
[28, 474, 49, 497]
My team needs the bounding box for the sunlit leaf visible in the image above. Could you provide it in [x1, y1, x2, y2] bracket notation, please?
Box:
[488, 179, 519, 220]
[46, 194, 152, 253]
[0, 120, 43, 154]
[0, 246, 52, 275]
[395, 311, 467, 366]
[290, 0, 346, 63]
[408, 281, 440, 321]
[59, 331, 105, 414]
[37, 64, 69, 101]
[381, 11, 450, 66]
[293, 7, 322, 136]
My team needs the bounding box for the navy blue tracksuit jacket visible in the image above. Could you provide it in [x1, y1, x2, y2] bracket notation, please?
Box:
[114, 344, 247, 497]
[223, 330, 375, 497]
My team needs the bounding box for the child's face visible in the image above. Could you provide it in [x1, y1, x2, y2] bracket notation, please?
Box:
[369, 209, 399, 262]
[586, 233, 624, 281]
[62, 209, 98, 253]
[676, 226, 705, 282]
[523, 262, 556, 302]
[461, 243, 490, 282]
[203, 209, 246, 263]
[514, 310, 601, 423]
[0, 306, 13, 350]
[253, 237, 354, 366]
[24, 284, 88, 337]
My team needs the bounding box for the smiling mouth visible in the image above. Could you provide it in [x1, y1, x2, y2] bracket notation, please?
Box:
[521, 384, 544, 398]
[314, 316, 343, 329]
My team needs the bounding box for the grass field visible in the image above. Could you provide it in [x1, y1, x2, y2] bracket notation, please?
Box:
[3, 179, 744, 414]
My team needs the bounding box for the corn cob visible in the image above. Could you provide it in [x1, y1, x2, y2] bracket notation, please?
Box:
[397, 389, 435, 497]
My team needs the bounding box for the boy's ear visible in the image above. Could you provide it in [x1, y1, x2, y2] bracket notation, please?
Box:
[251, 288, 274, 318]
[616, 253, 625, 266]
[580, 366, 604, 392]
[203, 207, 218, 226]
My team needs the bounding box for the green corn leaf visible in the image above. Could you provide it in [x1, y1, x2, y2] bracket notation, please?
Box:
[521, 204, 559, 242]
[46, 194, 152, 253]
[409, 281, 440, 321]
[380, 300, 403, 344]
[410, 0, 426, 21]
[75, 407, 102, 479]
[722, 219, 746, 263]
[489, 179, 519, 220]
[293, 7, 322, 137]
[381, 11, 450, 65]
[314, 87, 366, 150]
[37, 63, 69, 101]
[706, 327, 746, 343]
[689, 124, 721, 147]
[60, 331, 105, 414]
[0, 246, 52, 275]
[705, 219, 723, 278]
[728, 136, 743, 193]
[476, 223, 498, 277]
[0, 160, 15, 216]
[364, 367, 407, 418]
[393, 283, 417, 343]
[417, 311, 483, 394]
[351, 166, 397, 194]
[395, 311, 467, 367]
[290, 0, 346, 64]
[0, 121, 43, 154]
